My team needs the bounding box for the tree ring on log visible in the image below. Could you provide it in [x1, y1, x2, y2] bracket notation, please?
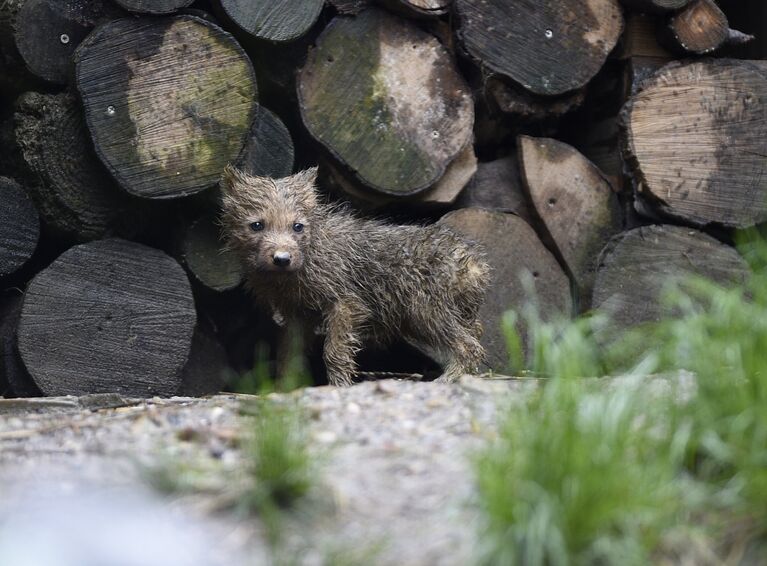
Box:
[17, 239, 197, 397]
[455, 0, 624, 96]
[236, 105, 294, 179]
[75, 15, 258, 199]
[298, 8, 474, 197]
[219, 0, 324, 42]
[622, 59, 767, 228]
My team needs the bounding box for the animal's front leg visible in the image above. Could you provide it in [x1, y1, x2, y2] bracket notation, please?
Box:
[323, 301, 368, 387]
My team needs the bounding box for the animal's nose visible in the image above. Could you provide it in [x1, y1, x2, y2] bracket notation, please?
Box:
[273, 251, 291, 267]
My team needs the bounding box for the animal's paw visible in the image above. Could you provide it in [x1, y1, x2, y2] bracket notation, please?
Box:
[272, 310, 286, 327]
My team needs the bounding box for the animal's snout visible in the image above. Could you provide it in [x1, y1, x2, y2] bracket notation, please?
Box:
[273, 251, 291, 267]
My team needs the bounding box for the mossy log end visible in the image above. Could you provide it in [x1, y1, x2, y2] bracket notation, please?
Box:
[75, 15, 258, 199]
[439, 209, 572, 371]
[219, 0, 324, 42]
[519, 136, 622, 304]
[593, 225, 749, 331]
[298, 8, 474, 197]
[622, 59, 767, 228]
[17, 239, 197, 397]
[0, 177, 39, 279]
[14, 92, 134, 241]
[455, 0, 624, 96]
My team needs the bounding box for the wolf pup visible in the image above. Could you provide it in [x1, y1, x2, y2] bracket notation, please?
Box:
[219, 165, 490, 386]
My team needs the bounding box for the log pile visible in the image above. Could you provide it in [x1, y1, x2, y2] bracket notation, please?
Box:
[0, 0, 764, 396]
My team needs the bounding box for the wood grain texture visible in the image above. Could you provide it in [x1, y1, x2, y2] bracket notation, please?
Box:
[0, 293, 40, 397]
[236, 105, 294, 179]
[379, 0, 451, 17]
[298, 8, 473, 196]
[182, 215, 244, 292]
[455, 155, 533, 221]
[114, 0, 193, 14]
[592, 225, 749, 331]
[439, 208, 572, 371]
[0, 177, 39, 278]
[17, 239, 196, 397]
[328, 0, 370, 14]
[622, 59, 767, 228]
[14, 92, 133, 241]
[519, 136, 622, 304]
[661, 0, 729, 55]
[75, 15, 258, 199]
[10, 0, 118, 84]
[455, 0, 624, 95]
[621, 0, 692, 13]
[219, 0, 323, 42]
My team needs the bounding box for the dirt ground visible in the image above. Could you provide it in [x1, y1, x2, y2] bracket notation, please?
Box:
[0, 377, 530, 565]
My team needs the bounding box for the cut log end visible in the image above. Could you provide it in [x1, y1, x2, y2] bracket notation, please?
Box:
[622, 59, 767, 228]
[113, 0, 194, 14]
[182, 216, 244, 293]
[662, 0, 730, 55]
[593, 225, 749, 332]
[75, 15, 258, 199]
[236, 106, 294, 179]
[456, 0, 624, 96]
[438, 208, 572, 371]
[220, 0, 324, 42]
[298, 8, 473, 197]
[518, 136, 622, 305]
[17, 239, 197, 397]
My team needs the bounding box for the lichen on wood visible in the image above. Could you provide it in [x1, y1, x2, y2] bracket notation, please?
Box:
[298, 8, 473, 197]
[75, 15, 258, 199]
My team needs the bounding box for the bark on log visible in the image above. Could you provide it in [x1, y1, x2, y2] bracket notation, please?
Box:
[620, 0, 692, 13]
[236, 106, 294, 179]
[622, 59, 767, 228]
[0, 177, 39, 279]
[616, 13, 672, 59]
[0, 0, 118, 85]
[218, 0, 323, 42]
[486, 77, 586, 122]
[438, 209, 572, 371]
[379, 0, 451, 18]
[298, 8, 473, 197]
[114, 0, 193, 15]
[17, 239, 197, 397]
[14, 92, 135, 241]
[659, 0, 753, 55]
[592, 225, 749, 331]
[454, 155, 533, 222]
[181, 215, 244, 293]
[518, 136, 622, 306]
[454, 0, 624, 96]
[75, 15, 258, 199]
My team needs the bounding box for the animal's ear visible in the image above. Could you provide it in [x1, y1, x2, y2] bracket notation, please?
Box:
[293, 166, 319, 209]
[220, 164, 249, 195]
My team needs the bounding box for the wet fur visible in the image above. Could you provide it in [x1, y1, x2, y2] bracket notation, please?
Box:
[219, 166, 490, 386]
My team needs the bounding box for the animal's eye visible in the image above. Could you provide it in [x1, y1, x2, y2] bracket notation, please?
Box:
[250, 221, 264, 232]
[293, 222, 304, 233]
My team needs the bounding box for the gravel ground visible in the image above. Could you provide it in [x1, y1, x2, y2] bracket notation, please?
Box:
[0, 377, 532, 565]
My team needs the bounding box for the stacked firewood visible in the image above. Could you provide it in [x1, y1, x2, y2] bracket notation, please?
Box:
[0, 0, 764, 396]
